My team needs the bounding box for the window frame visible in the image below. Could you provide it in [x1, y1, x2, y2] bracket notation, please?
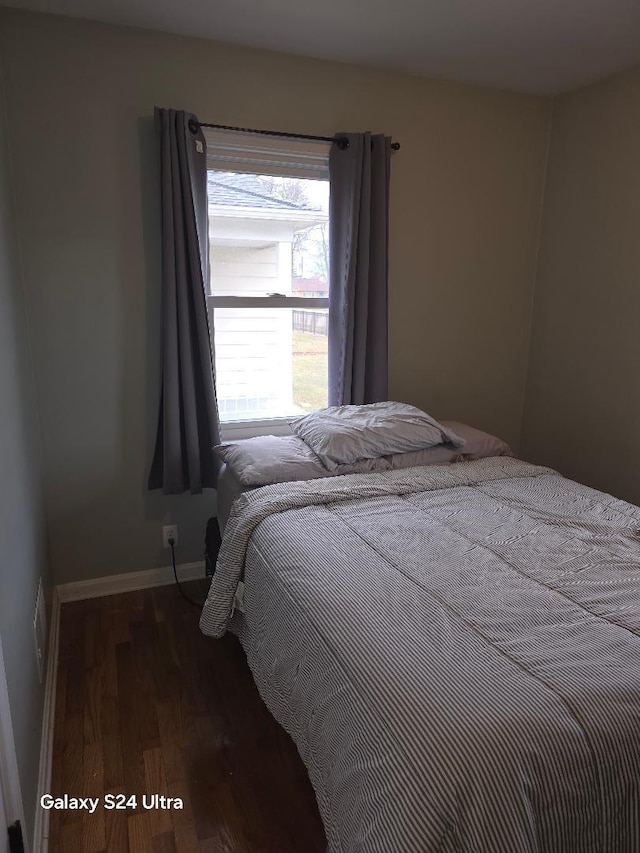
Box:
[205, 129, 331, 440]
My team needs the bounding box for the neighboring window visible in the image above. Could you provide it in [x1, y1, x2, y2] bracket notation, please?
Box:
[204, 130, 330, 438]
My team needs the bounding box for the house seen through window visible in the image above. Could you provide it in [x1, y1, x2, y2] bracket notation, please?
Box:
[205, 134, 330, 435]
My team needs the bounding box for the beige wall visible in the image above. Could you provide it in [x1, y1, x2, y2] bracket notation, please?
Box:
[521, 65, 640, 505]
[0, 52, 50, 846]
[0, 9, 550, 584]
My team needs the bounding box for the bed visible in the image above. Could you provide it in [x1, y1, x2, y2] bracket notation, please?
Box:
[201, 410, 640, 853]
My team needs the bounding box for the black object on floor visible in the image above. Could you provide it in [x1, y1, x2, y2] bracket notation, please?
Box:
[8, 820, 25, 853]
[205, 516, 222, 576]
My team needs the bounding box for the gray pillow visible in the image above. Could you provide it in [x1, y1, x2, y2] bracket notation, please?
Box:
[214, 434, 391, 487]
[440, 421, 513, 461]
[289, 401, 465, 470]
[389, 421, 513, 470]
[214, 422, 510, 488]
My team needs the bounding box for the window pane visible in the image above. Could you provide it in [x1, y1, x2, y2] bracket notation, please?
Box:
[208, 172, 329, 298]
[213, 307, 328, 421]
[292, 311, 328, 413]
[207, 168, 330, 422]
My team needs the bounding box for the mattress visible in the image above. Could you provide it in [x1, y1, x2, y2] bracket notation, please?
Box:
[216, 463, 248, 534]
[201, 457, 640, 852]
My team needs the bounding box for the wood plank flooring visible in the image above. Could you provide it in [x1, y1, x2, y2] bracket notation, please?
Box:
[48, 581, 326, 852]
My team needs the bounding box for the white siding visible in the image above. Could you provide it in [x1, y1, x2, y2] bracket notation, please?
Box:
[209, 226, 296, 420]
[210, 244, 278, 296]
[213, 306, 294, 419]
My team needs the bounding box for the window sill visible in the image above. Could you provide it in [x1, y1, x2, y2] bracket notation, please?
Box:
[220, 417, 294, 442]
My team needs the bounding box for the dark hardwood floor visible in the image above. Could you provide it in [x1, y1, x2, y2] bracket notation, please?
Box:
[49, 581, 327, 852]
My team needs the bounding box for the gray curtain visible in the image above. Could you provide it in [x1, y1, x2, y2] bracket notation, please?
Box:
[328, 132, 391, 406]
[148, 108, 221, 494]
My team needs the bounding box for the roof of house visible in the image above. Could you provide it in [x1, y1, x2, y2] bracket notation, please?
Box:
[207, 172, 320, 212]
[292, 276, 329, 293]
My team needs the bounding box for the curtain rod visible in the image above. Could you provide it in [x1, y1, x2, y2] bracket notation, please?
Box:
[188, 119, 400, 151]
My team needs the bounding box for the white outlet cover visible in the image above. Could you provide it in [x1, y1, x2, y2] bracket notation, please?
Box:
[163, 525, 178, 548]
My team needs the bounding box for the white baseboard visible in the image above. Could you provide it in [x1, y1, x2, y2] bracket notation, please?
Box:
[32, 587, 61, 853]
[55, 561, 207, 603]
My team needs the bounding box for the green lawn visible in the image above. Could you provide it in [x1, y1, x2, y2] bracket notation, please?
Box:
[292, 330, 328, 411]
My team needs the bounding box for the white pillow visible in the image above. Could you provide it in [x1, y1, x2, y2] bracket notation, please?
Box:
[289, 402, 464, 470]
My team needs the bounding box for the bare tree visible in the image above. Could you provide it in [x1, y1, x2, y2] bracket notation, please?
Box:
[295, 223, 329, 282]
[257, 176, 310, 207]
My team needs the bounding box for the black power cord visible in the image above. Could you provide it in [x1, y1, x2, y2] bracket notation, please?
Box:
[169, 537, 205, 608]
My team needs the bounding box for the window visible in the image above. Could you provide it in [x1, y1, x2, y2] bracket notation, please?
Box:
[204, 129, 330, 439]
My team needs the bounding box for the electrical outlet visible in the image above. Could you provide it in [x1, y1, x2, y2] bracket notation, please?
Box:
[163, 524, 178, 549]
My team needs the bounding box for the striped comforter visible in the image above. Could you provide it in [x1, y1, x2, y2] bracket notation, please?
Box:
[200, 457, 640, 852]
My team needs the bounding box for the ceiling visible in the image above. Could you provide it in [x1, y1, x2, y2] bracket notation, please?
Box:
[4, 0, 640, 94]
